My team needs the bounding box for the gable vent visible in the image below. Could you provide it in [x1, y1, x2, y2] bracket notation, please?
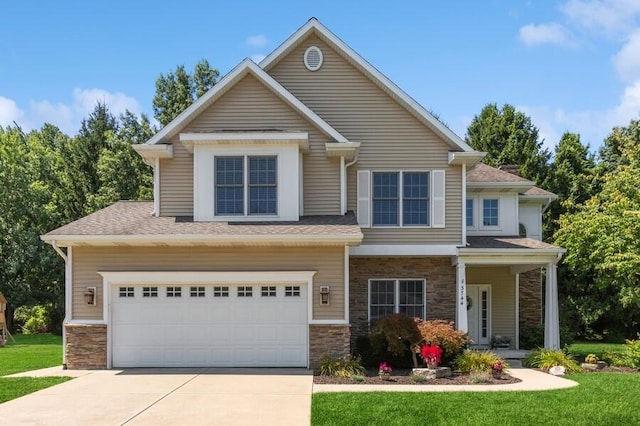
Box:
[304, 46, 323, 71]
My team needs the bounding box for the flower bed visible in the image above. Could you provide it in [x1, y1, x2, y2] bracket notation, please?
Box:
[313, 368, 521, 385]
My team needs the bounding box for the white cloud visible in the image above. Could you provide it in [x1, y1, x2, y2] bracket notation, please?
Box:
[613, 29, 640, 82]
[561, 0, 640, 35]
[246, 34, 268, 48]
[0, 96, 25, 127]
[0, 88, 141, 135]
[250, 54, 266, 63]
[519, 23, 575, 47]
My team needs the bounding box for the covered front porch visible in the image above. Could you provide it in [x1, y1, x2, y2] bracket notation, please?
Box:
[454, 237, 565, 350]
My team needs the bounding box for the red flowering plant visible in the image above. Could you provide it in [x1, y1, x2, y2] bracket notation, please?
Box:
[491, 361, 505, 373]
[378, 362, 393, 375]
[420, 344, 443, 368]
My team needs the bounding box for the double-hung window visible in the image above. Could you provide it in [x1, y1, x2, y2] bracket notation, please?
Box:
[369, 279, 426, 322]
[482, 199, 498, 227]
[215, 156, 277, 216]
[372, 172, 429, 226]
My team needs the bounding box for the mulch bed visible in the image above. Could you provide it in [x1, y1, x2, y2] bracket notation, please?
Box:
[313, 368, 521, 385]
[582, 366, 639, 374]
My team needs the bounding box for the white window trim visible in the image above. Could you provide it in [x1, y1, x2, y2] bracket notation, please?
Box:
[370, 170, 431, 228]
[214, 154, 279, 218]
[480, 197, 500, 229]
[367, 278, 427, 321]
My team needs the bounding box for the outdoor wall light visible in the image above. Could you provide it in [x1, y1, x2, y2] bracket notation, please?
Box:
[84, 287, 97, 306]
[320, 285, 330, 305]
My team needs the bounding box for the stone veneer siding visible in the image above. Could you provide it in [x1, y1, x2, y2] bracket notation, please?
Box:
[65, 324, 107, 369]
[519, 269, 542, 326]
[309, 324, 351, 367]
[349, 257, 456, 346]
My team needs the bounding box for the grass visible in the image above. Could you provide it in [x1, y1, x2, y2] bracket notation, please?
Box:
[568, 342, 626, 360]
[0, 333, 70, 403]
[312, 373, 640, 425]
[0, 333, 63, 376]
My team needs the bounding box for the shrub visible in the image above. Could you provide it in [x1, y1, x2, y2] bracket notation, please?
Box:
[585, 354, 599, 364]
[316, 354, 365, 377]
[14, 305, 50, 334]
[410, 374, 428, 383]
[354, 334, 413, 368]
[606, 335, 640, 369]
[351, 375, 364, 382]
[415, 320, 469, 366]
[524, 348, 582, 373]
[469, 371, 491, 383]
[371, 314, 422, 365]
[456, 350, 507, 373]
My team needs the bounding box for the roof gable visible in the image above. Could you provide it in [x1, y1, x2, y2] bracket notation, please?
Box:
[260, 18, 473, 152]
[145, 59, 348, 145]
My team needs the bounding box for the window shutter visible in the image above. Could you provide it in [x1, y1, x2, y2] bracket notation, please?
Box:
[431, 170, 445, 228]
[357, 170, 371, 228]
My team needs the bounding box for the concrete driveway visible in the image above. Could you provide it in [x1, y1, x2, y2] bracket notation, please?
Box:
[0, 368, 313, 426]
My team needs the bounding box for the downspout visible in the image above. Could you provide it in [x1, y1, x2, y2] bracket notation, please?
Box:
[343, 154, 359, 214]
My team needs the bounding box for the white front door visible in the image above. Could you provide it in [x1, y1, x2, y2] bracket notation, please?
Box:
[467, 284, 491, 346]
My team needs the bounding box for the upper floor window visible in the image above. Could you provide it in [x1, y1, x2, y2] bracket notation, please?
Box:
[466, 199, 474, 227]
[372, 172, 429, 226]
[483, 199, 499, 226]
[215, 156, 277, 216]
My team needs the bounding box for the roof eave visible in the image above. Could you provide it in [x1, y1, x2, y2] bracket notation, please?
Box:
[448, 151, 487, 166]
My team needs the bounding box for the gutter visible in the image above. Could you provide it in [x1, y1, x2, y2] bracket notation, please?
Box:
[50, 240, 67, 262]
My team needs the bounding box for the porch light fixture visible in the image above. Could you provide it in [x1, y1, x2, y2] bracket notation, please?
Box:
[84, 287, 97, 306]
[319, 285, 330, 305]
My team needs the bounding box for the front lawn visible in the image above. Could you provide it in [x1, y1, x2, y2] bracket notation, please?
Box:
[0, 333, 63, 376]
[568, 342, 626, 360]
[312, 373, 640, 425]
[0, 333, 69, 404]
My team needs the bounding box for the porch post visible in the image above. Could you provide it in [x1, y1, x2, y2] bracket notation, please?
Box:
[544, 262, 560, 349]
[456, 262, 468, 333]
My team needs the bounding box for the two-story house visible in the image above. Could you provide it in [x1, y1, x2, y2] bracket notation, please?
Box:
[42, 19, 564, 369]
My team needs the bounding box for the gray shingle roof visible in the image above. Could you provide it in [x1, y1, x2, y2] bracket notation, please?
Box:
[466, 236, 561, 250]
[44, 201, 363, 240]
[467, 163, 533, 183]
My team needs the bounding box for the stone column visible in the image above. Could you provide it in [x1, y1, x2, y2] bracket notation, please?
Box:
[456, 262, 468, 333]
[544, 262, 560, 349]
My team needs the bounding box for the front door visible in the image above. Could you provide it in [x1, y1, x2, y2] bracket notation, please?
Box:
[467, 284, 491, 346]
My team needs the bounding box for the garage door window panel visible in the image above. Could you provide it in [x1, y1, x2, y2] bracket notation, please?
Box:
[167, 287, 182, 297]
[261, 286, 277, 297]
[238, 286, 253, 297]
[213, 286, 229, 297]
[285, 286, 301, 297]
[119, 287, 134, 298]
[190, 286, 205, 297]
[143, 287, 158, 298]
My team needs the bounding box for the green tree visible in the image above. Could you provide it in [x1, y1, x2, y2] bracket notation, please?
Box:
[598, 117, 640, 173]
[153, 59, 219, 126]
[555, 124, 640, 338]
[465, 103, 551, 185]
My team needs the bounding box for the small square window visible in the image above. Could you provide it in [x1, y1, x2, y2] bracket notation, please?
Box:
[142, 287, 158, 298]
[119, 287, 134, 298]
[285, 286, 301, 297]
[190, 286, 205, 297]
[261, 286, 276, 297]
[167, 286, 182, 297]
[238, 286, 253, 297]
[213, 286, 229, 297]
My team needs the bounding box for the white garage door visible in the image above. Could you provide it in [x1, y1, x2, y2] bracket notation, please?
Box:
[110, 283, 307, 367]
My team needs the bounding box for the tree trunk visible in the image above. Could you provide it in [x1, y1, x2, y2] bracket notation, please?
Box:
[5, 305, 15, 334]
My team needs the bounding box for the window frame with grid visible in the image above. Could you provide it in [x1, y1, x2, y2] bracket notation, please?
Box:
[142, 286, 158, 298]
[285, 286, 301, 297]
[190, 286, 206, 297]
[368, 279, 426, 322]
[482, 198, 499, 227]
[214, 155, 278, 217]
[372, 171, 430, 227]
[213, 286, 229, 297]
[237, 286, 253, 297]
[466, 198, 474, 228]
[166, 286, 182, 298]
[119, 287, 135, 298]
[261, 286, 277, 297]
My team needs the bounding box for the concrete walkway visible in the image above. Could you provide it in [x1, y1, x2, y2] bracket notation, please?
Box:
[313, 368, 579, 393]
[0, 368, 313, 426]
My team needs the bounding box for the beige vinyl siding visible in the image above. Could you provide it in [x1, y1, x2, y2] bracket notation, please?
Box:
[159, 142, 193, 216]
[467, 266, 516, 341]
[158, 73, 340, 216]
[72, 246, 344, 321]
[269, 34, 462, 244]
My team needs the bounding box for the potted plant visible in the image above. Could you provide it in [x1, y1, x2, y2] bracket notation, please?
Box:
[378, 362, 393, 380]
[491, 361, 505, 379]
[420, 344, 443, 369]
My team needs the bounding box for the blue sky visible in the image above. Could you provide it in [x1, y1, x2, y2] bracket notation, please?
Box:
[1, 1, 639, 154]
